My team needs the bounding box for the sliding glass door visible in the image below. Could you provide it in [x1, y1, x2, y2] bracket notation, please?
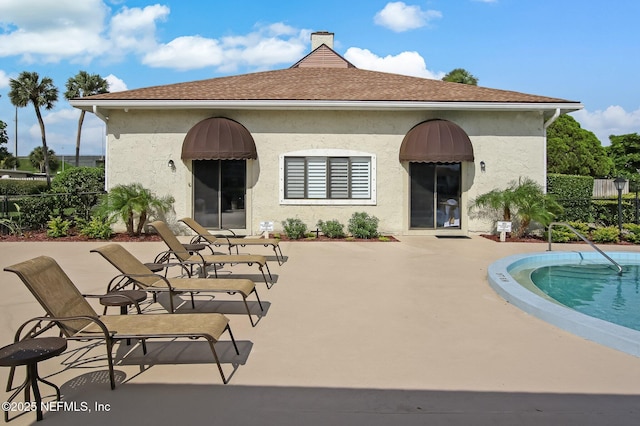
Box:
[193, 160, 246, 229]
[410, 163, 461, 229]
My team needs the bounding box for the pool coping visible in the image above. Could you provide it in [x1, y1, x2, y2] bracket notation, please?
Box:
[488, 251, 640, 358]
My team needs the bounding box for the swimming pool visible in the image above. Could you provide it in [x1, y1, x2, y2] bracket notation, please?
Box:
[488, 251, 640, 357]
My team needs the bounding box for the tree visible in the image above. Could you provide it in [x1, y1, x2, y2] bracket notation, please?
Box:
[28, 146, 59, 173]
[0, 119, 18, 169]
[98, 183, 174, 235]
[469, 177, 562, 237]
[64, 71, 109, 167]
[547, 114, 612, 177]
[442, 68, 478, 85]
[9, 71, 58, 186]
[607, 133, 640, 178]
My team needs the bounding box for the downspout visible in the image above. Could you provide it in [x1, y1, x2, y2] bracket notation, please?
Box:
[92, 106, 109, 190]
[542, 108, 561, 193]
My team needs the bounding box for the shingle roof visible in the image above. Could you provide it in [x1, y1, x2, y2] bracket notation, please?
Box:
[83, 66, 575, 104]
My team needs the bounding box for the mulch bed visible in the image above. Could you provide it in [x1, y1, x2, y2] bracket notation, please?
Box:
[0, 230, 397, 243]
[480, 234, 547, 243]
[271, 234, 399, 242]
[480, 233, 635, 246]
[0, 230, 162, 243]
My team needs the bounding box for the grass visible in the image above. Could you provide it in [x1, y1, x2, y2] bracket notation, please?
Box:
[10, 157, 73, 173]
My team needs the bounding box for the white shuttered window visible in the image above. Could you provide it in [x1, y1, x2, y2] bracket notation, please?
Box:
[284, 156, 371, 200]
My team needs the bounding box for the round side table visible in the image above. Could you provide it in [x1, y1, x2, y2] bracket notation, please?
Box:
[99, 289, 147, 315]
[0, 337, 67, 422]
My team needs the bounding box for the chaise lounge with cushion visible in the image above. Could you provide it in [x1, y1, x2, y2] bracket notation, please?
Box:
[179, 217, 285, 265]
[4, 256, 240, 387]
[91, 243, 264, 326]
[149, 220, 274, 288]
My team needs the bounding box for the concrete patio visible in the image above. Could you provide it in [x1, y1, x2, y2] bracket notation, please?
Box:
[1, 236, 640, 425]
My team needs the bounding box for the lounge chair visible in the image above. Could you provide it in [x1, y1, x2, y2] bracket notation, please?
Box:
[91, 243, 263, 326]
[180, 217, 285, 265]
[4, 256, 239, 388]
[149, 221, 273, 288]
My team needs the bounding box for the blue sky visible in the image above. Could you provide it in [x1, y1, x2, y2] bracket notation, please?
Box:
[0, 0, 639, 158]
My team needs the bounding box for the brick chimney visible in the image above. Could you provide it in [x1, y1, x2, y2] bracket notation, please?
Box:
[311, 31, 334, 50]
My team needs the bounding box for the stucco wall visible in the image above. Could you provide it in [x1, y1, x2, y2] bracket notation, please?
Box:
[104, 109, 546, 235]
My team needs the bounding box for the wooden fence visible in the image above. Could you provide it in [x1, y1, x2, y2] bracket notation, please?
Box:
[593, 179, 629, 199]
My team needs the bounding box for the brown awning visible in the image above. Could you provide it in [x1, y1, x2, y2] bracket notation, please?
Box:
[181, 117, 257, 160]
[399, 119, 474, 163]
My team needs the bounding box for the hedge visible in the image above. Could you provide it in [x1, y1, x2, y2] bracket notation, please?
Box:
[547, 174, 594, 222]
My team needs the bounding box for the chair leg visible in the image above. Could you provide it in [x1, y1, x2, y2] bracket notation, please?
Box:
[271, 245, 283, 265]
[5, 365, 15, 391]
[225, 324, 239, 356]
[105, 338, 116, 390]
[259, 264, 272, 288]
[253, 288, 264, 312]
[207, 341, 226, 384]
[242, 297, 255, 327]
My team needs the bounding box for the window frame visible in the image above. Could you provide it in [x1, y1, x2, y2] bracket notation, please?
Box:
[279, 149, 377, 205]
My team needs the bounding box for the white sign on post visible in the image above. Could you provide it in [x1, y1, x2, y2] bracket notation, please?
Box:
[259, 221, 273, 239]
[496, 221, 512, 232]
[496, 221, 512, 242]
[259, 221, 274, 232]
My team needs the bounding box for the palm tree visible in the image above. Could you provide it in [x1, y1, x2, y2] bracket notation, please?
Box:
[98, 183, 174, 235]
[28, 146, 59, 173]
[64, 71, 109, 166]
[469, 178, 562, 237]
[442, 68, 479, 85]
[9, 71, 58, 186]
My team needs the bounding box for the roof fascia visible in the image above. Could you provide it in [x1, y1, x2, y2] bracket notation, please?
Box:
[71, 99, 583, 114]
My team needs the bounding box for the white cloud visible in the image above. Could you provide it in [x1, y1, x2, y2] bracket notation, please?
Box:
[344, 47, 444, 79]
[43, 108, 78, 125]
[0, 0, 109, 62]
[108, 4, 170, 59]
[572, 106, 640, 145]
[145, 23, 308, 72]
[0, 70, 10, 88]
[143, 36, 223, 70]
[374, 2, 442, 32]
[105, 74, 127, 92]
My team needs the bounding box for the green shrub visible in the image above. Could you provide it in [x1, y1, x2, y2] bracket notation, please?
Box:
[281, 218, 307, 240]
[348, 212, 379, 239]
[591, 226, 620, 244]
[0, 179, 48, 195]
[77, 216, 114, 239]
[46, 216, 72, 238]
[51, 167, 105, 220]
[16, 195, 56, 230]
[316, 219, 345, 238]
[545, 227, 574, 243]
[592, 199, 635, 227]
[622, 223, 640, 244]
[0, 217, 20, 236]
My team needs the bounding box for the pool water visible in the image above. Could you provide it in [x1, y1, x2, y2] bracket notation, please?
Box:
[531, 264, 640, 332]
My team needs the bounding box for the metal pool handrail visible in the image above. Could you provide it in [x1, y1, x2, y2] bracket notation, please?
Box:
[547, 222, 623, 275]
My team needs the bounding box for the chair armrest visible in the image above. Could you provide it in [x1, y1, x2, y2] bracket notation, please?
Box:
[15, 315, 113, 342]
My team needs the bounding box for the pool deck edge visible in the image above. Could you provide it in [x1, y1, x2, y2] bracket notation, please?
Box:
[488, 251, 640, 358]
